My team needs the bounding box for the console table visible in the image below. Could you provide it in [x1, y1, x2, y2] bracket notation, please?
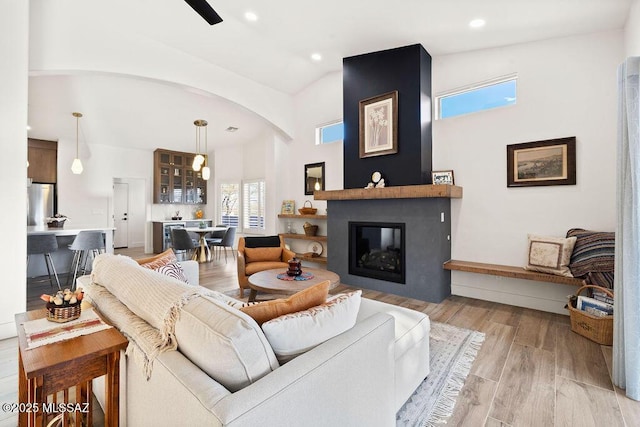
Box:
[16, 308, 128, 426]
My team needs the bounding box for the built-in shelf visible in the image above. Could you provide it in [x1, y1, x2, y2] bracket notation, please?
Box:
[314, 184, 462, 200]
[279, 233, 327, 242]
[278, 214, 327, 219]
[297, 254, 327, 264]
[444, 260, 586, 286]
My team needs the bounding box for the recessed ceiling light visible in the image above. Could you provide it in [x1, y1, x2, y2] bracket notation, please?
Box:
[311, 53, 322, 62]
[469, 18, 486, 29]
[226, 126, 239, 132]
[245, 11, 258, 22]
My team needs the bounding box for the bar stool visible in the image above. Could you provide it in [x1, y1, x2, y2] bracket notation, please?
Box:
[27, 234, 61, 290]
[67, 231, 106, 288]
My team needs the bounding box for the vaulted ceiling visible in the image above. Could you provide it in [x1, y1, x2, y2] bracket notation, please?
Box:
[27, 0, 633, 151]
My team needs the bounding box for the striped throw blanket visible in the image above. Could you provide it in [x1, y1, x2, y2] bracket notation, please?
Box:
[566, 228, 615, 289]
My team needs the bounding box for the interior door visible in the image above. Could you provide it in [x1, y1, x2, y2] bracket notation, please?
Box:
[113, 182, 129, 248]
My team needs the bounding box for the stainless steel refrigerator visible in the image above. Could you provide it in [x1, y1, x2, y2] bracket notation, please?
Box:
[27, 183, 55, 227]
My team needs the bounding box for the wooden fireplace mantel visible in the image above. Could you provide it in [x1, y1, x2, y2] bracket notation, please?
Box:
[313, 184, 462, 201]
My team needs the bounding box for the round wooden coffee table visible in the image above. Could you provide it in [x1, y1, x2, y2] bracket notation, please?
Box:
[248, 268, 340, 302]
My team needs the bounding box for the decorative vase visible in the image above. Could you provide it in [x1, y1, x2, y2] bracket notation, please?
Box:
[287, 257, 302, 276]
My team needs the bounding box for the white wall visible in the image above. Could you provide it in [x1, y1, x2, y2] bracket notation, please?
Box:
[212, 130, 285, 238]
[0, 1, 28, 339]
[433, 30, 624, 313]
[625, 0, 640, 56]
[281, 31, 625, 314]
[291, 71, 344, 200]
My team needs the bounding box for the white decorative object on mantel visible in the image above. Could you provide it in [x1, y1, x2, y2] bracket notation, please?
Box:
[375, 178, 385, 188]
[364, 182, 374, 189]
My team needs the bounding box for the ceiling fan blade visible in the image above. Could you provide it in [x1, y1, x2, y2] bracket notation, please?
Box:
[184, 0, 223, 25]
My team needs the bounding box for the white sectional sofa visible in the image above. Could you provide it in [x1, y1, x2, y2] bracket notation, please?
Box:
[80, 254, 430, 426]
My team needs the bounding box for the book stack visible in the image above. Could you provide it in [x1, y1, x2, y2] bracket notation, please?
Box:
[577, 295, 613, 317]
[591, 288, 614, 305]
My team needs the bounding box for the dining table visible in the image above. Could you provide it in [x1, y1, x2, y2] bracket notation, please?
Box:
[184, 226, 227, 263]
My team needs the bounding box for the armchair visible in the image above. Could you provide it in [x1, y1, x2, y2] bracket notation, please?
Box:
[237, 235, 295, 297]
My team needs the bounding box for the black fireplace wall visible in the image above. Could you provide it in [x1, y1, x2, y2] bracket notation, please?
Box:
[328, 198, 451, 303]
[342, 44, 432, 189]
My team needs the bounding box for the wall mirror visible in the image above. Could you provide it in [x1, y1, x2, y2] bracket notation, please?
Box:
[305, 162, 325, 195]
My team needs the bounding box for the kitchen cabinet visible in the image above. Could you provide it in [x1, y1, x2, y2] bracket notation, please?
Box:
[153, 149, 207, 204]
[152, 219, 213, 253]
[28, 139, 57, 183]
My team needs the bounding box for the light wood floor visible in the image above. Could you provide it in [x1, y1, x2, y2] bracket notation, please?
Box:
[4, 247, 639, 426]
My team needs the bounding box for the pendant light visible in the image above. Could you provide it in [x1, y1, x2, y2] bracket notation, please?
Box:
[195, 119, 211, 181]
[192, 119, 205, 171]
[71, 112, 83, 174]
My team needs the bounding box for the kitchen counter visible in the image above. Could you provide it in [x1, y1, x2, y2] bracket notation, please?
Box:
[27, 226, 115, 279]
[151, 219, 214, 253]
[27, 226, 115, 237]
[152, 218, 214, 224]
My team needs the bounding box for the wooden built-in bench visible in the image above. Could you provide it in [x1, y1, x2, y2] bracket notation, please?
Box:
[443, 260, 586, 286]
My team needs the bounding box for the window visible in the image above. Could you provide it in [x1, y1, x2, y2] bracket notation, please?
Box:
[436, 74, 517, 119]
[243, 180, 265, 233]
[219, 182, 240, 227]
[315, 120, 344, 145]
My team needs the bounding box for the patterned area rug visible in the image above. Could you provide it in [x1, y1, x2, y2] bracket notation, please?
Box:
[397, 322, 485, 426]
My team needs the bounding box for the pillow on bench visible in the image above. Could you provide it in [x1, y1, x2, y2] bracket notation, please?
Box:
[525, 234, 577, 277]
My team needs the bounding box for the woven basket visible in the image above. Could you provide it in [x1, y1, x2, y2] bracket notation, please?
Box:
[46, 302, 82, 323]
[566, 285, 613, 345]
[298, 200, 317, 215]
[303, 223, 318, 236]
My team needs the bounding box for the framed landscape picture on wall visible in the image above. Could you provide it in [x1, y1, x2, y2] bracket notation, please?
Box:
[359, 91, 398, 158]
[507, 136, 576, 187]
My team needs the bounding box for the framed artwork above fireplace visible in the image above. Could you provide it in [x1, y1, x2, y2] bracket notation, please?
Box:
[359, 91, 398, 158]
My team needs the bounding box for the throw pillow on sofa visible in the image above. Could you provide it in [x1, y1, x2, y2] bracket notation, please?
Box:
[136, 249, 189, 283]
[175, 295, 280, 392]
[155, 261, 190, 284]
[240, 280, 330, 325]
[136, 249, 177, 269]
[262, 290, 362, 363]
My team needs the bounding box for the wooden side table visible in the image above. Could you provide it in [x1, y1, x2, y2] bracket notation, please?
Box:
[15, 308, 128, 427]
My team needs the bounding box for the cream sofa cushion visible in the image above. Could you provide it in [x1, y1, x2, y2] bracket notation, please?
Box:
[262, 290, 362, 363]
[175, 295, 280, 392]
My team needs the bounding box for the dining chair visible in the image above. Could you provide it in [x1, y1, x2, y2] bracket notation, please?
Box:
[171, 228, 196, 261]
[210, 226, 236, 263]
